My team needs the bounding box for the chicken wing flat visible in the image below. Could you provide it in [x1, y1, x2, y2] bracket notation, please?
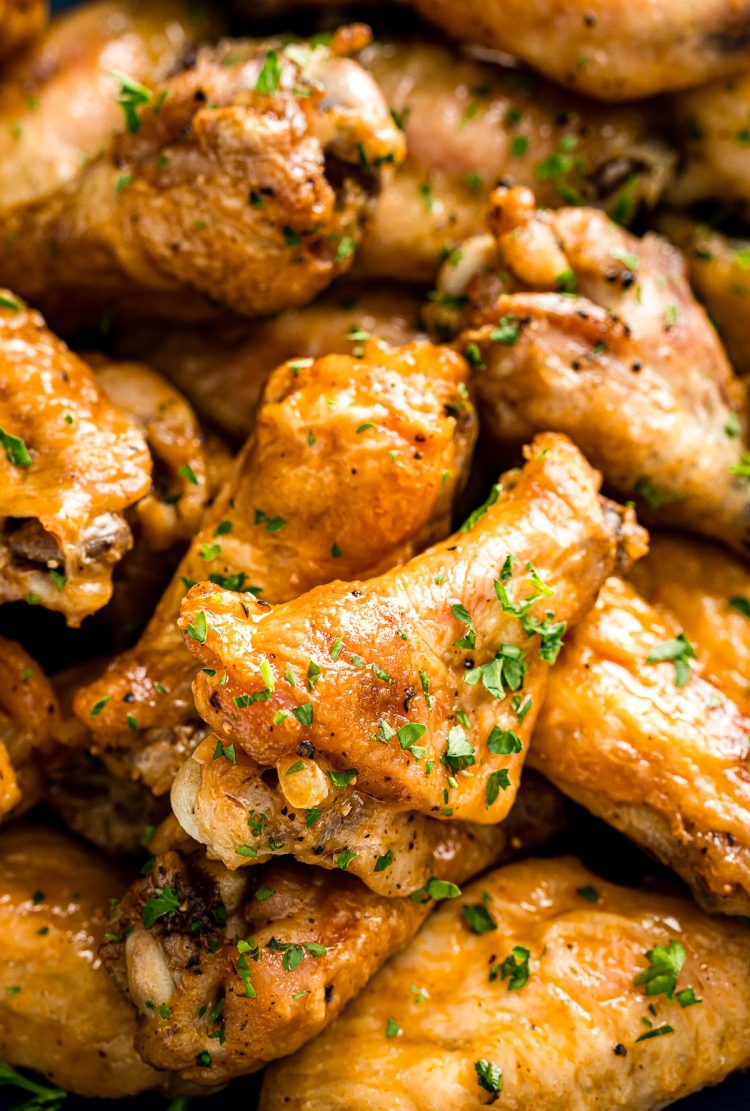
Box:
[101, 773, 564, 1085]
[0, 0, 46, 60]
[0, 0, 221, 213]
[352, 40, 673, 283]
[529, 576, 750, 916]
[178, 435, 644, 854]
[261, 855, 750, 1111]
[0, 637, 57, 820]
[0, 31, 404, 323]
[0, 294, 152, 625]
[629, 532, 750, 715]
[411, 0, 750, 100]
[441, 186, 750, 554]
[73, 339, 476, 795]
[0, 823, 168, 1097]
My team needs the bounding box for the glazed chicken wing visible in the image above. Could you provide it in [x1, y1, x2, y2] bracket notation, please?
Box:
[261, 856, 750, 1111]
[0, 637, 57, 820]
[0, 30, 404, 323]
[0, 824, 167, 1097]
[411, 0, 750, 100]
[441, 186, 750, 554]
[101, 774, 564, 1085]
[0, 0, 46, 60]
[74, 338, 476, 795]
[530, 576, 750, 916]
[0, 294, 152, 625]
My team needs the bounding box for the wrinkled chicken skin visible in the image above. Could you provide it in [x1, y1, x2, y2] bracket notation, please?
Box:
[0, 0, 220, 213]
[0, 294, 151, 625]
[0, 824, 166, 1097]
[128, 282, 426, 441]
[444, 186, 750, 553]
[353, 40, 674, 283]
[659, 216, 750, 378]
[630, 533, 750, 715]
[0, 32, 404, 323]
[74, 339, 476, 795]
[0, 0, 45, 60]
[262, 856, 750, 1111]
[530, 576, 750, 917]
[179, 435, 644, 842]
[412, 0, 750, 100]
[0, 637, 58, 820]
[102, 774, 564, 1084]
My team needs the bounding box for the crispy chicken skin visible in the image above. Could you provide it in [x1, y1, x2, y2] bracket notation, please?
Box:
[102, 774, 565, 1085]
[178, 435, 644, 845]
[261, 856, 750, 1111]
[353, 40, 674, 283]
[127, 282, 426, 441]
[0, 637, 58, 821]
[0, 31, 405, 323]
[0, 824, 166, 1097]
[412, 0, 750, 101]
[630, 533, 750, 715]
[74, 339, 476, 795]
[0, 294, 152, 625]
[669, 72, 750, 212]
[441, 186, 750, 554]
[530, 576, 750, 917]
[0, 0, 46, 60]
[0, 0, 220, 213]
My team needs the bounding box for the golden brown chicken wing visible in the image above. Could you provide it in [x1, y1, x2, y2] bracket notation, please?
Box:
[629, 532, 750, 715]
[0, 294, 152, 625]
[412, 0, 750, 101]
[177, 435, 643, 878]
[101, 773, 564, 1085]
[73, 338, 476, 795]
[0, 823, 167, 1097]
[261, 856, 750, 1111]
[0, 0, 220, 213]
[0, 31, 404, 323]
[530, 576, 750, 916]
[0, 0, 46, 60]
[0, 637, 57, 820]
[441, 186, 750, 554]
[352, 40, 673, 283]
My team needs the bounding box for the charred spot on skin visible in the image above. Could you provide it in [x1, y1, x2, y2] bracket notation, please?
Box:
[297, 740, 315, 758]
[324, 983, 334, 1003]
[209, 691, 222, 711]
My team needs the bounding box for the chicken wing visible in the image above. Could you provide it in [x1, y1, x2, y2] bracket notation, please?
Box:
[0, 637, 57, 820]
[0, 30, 404, 323]
[0, 823, 167, 1097]
[629, 532, 750, 715]
[352, 40, 673, 283]
[261, 856, 750, 1111]
[529, 576, 750, 916]
[411, 0, 750, 100]
[440, 186, 750, 554]
[0, 0, 220, 213]
[0, 294, 152, 625]
[0, 0, 45, 61]
[177, 435, 644, 867]
[73, 338, 476, 795]
[101, 773, 564, 1085]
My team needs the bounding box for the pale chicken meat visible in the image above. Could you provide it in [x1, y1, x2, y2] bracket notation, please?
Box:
[101, 773, 565, 1085]
[0, 0, 221, 213]
[0, 637, 58, 821]
[0, 293, 152, 625]
[261, 856, 750, 1111]
[0, 0, 46, 60]
[412, 0, 750, 100]
[530, 576, 750, 916]
[0, 30, 405, 323]
[73, 339, 476, 795]
[440, 186, 750, 554]
[0, 824, 169, 1097]
[353, 40, 674, 282]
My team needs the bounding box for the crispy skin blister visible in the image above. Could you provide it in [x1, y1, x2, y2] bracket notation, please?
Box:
[0, 32, 405, 323]
[0, 637, 58, 821]
[74, 339, 476, 794]
[530, 576, 750, 916]
[102, 773, 565, 1085]
[440, 186, 750, 555]
[261, 856, 750, 1111]
[0, 294, 152, 625]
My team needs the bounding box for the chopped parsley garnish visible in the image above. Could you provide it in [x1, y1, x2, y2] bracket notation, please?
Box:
[199, 542, 221, 561]
[0, 427, 31, 467]
[179, 463, 199, 485]
[109, 70, 152, 133]
[255, 50, 281, 95]
[426, 877, 461, 901]
[490, 315, 521, 345]
[255, 508, 287, 532]
[729, 596, 750, 617]
[212, 739, 236, 763]
[292, 703, 313, 727]
[385, 1018, 402, 1038]
[633, 939, 685, 1000]
[186, 610, 207, 644]
[143, 885, 180, 928]
[0, 293, 21, 311]
[50, 570, 65, 592]
[487, 726, 522, 754]
[307, 660, 321, 691]
[90, 696, 110, 718]
[374, 850, 393, 872]
[442, 725, 476, 772]
[451, 603, 476, 649]
[490, 945, 530, 990]
[486, 768, 511, 808]
[646, 633, 696, 687]
[459, 484, 501, 532]
[329, 768, 358, 787]
[475, 1059, 503, 1095]
[462, 902, 496, 934]
[337, 849, 357, 870]
[577, 885, 599, 903]
[372, 663, 393, 684]
[635, 1024, 674, 1042]
[465, 644, 527, 699]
